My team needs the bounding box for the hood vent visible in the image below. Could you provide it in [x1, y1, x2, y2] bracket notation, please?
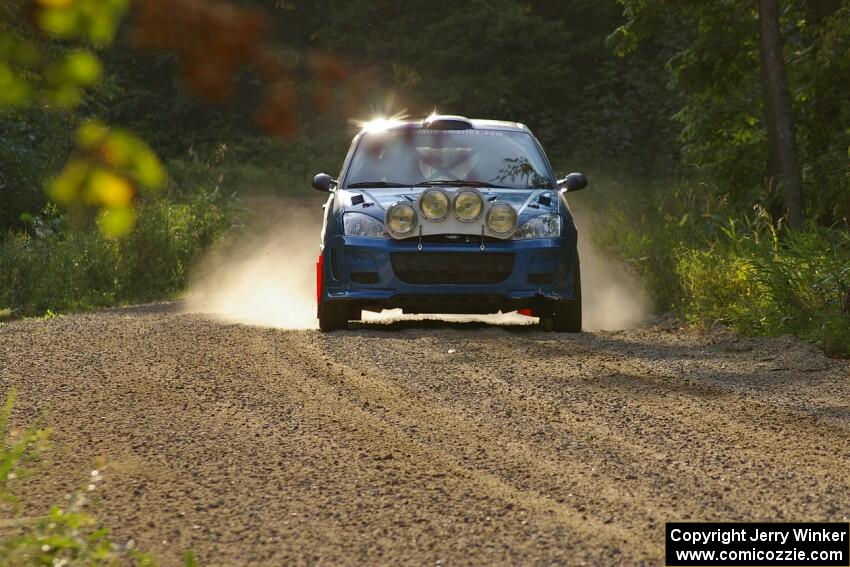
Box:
[351, 194, 365, 206]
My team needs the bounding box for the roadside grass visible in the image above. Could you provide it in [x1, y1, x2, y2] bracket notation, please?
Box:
[0, 187, 238, 318]
[1, 389, 198, 566]
[588, 179, 850, 357]
[0, 136, 338, 320]
[676, 215, 850, 355]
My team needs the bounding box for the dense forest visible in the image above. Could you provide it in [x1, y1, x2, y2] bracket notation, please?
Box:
[1, 0, 848, 353]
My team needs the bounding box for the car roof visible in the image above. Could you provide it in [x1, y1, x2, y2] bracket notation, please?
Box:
[363, 115, 531, 134]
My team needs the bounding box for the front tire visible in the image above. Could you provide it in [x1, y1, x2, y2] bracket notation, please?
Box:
[318, 301, 349, 332]
[553, 265, 582, 333]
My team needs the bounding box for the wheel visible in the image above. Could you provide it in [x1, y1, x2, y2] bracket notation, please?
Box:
[553, 265, 582, 333]
[347, 305, 362, 322]
[318, 301, 349, 332]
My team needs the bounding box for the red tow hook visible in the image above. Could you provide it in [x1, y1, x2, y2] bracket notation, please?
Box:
[316, 253, 323, 304]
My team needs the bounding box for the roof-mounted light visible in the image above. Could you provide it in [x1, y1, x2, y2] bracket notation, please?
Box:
[422, 114, 474, 130]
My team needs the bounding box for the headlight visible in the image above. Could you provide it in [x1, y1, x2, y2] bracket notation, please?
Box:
[343, 212, 385, 238]
[486, 203, 517, 235]
[386, 202, 417, 236]
[419, 189, 450, 221]
[453, 190, 483, 222]
[513, 214, 561, 239]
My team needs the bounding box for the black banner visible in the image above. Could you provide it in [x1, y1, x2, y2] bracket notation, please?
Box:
[666, 523, 849, 566]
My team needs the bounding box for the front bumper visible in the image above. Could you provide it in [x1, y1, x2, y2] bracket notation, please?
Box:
[320, 234, 578, 314]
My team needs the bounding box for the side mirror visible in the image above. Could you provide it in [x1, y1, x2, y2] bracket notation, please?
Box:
[312, 173, 336, 192]
[558, 172, 588, 193]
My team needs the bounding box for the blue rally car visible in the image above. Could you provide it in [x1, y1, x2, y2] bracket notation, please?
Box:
[312, 114, 588, 332]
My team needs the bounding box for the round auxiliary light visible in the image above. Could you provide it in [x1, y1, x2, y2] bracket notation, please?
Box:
[453, 190, 484, 222]
[386, 202, 417, 236]
[486, 203, 518, 235]
[419, 189, 450, 221]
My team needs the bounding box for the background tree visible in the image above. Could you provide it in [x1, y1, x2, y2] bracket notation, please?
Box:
[611, 0, 849, 226]
[759, 0, 805, 227]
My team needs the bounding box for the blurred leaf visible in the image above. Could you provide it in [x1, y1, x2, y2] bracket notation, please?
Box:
[44, 84, 81, 107]
[36, 0, 129, 46]
[0, 63, 30, 106]
[129, 147, 166, 189]
[36, 7, 80, 38]
[62, 50, 101, 84]
[47, 158, 90, 205]
[77, 120, 110, 148]
[97, 206, 136, 237]
[84, 169, 134, 208]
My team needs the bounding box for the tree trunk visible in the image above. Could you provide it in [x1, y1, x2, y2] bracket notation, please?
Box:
[758, 0, 805, 228]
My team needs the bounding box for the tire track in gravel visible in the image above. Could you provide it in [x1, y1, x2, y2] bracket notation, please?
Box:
[285, 330, 659, 558]
[1, 304, 848, 566]
[306, 323, 850, 528]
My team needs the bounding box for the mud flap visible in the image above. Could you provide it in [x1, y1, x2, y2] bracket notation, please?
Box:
[316, 253, 323, 314]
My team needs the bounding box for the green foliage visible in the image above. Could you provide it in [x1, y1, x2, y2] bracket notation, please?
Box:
[0, 0, 124, 108]
[0, 109, 73, 231]
[591, 0, 850, 354]
[306, 0, 678, 170]
[0, 0, 165, 237]
[117, 187, 238, 301]
[0, 35, 103, 109]
[592, 180, 850, 356]
[0, 503, 158, 567]
[677, 215, 850, 355]
[586, 175, 726, 312]
[0, 389, 51, 511]
[0, 225, 120, 315]
[617, 0, 850, 224]
[0, 188, 237, 317]
[793, 3, 850, 225]
[36, 0, 128, 47]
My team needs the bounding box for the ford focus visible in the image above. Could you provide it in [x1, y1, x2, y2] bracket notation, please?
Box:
[312, 114, 589, 332]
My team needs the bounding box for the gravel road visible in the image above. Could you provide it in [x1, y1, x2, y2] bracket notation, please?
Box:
[1, 304, 848, 565]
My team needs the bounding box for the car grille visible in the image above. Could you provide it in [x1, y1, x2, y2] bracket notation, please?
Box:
[390, 252, 514, 284]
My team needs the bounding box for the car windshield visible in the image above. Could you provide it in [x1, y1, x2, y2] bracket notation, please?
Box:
[345, 129, 553, 189]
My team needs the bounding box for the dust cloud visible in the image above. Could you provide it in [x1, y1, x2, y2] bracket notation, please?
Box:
[575, 223, 650, 331]
[183, 200, 321, 329]
[184, 198, 648, 331]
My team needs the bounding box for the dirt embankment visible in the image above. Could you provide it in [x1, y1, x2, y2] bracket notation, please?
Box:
[1, 306, 848, 565]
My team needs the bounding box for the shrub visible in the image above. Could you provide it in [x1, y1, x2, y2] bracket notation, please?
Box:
[590, 178, 850, 356]
[0, 188, 237, 317]
[117, 188, 238, 301]
[677, 215, 850, 355]
[0, 228, 121, 316]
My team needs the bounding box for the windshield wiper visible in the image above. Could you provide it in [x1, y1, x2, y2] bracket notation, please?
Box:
[415, 180, 514, 189]
[347, 181, 410, 188]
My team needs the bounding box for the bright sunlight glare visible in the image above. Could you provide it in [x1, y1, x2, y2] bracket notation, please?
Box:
[352, 110, 411, 133]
